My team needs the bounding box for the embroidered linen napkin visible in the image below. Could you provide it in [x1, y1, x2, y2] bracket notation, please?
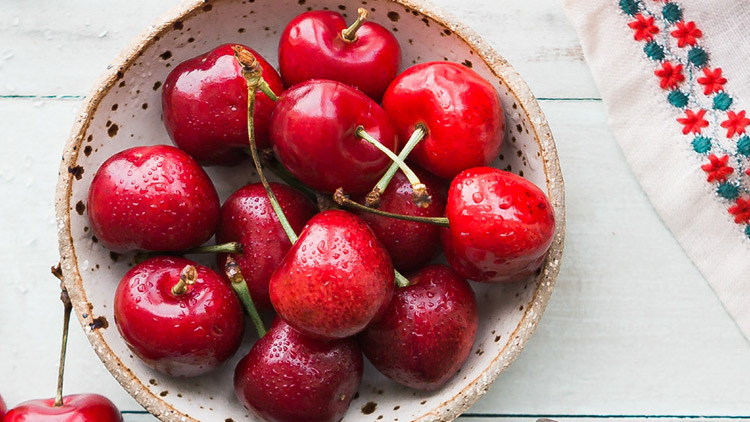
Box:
[563, 0, 750, 339]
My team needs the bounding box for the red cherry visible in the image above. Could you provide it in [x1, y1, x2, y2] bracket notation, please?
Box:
[356, 169, 446, 273]
[359, 265, 478, 390]
[269, 209, 394, 339]
[3, 395, 122, 422]
[234, 318, 362, 422]
[162, 44, 285, 166]
[114, 256, 244, 376]
[382, 62, 505, 179]
[87, 145, 220, 253]
[0, 393, 7, 419]
[216, 182, 317, 310]
[271, 79, 399, 194]
[442, 167, 555, 282]
[278, 9, 401, 101]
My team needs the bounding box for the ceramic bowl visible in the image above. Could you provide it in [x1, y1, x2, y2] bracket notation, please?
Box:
[55, 0, 565, 420]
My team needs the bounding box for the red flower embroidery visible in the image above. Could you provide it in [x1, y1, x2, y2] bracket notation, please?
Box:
[721, 110, 750, 138]
[729, 197, 750, 224]
[671, 21, 702, 48]
[701, 154, 734, 183]
[629, 14, 659, 42]
[677, 109, 709, 134]
[654, 62, 685, 89]
[697, 68, 727, 95]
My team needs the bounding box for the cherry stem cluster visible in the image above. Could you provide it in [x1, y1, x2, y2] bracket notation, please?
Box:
[234, 45, 299, 244]
[51, 264, 70, 408]
[341, 8, 369, 42]
[225, 256, 267, 338]
[333, 188, 449, 227]
[355, 126, 431, 208]
[367, 124, 428, 207]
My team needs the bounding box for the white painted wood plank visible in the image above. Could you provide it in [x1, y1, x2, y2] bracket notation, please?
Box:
[0, 0, 598, 99]
[1, 98, 749, 418]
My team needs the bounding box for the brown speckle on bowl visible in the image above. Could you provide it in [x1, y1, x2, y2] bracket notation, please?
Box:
[174, 21, 184, 30]
[111, 104, 119, 111]
[462, 59, 473, 68]
[160, 391, 169, 397]
[89, 316, 109, 331]
[107, 123, 119, 137]
[142, 103, 149, 110]
[149, 379, 158, 386]
[75, 201, 85, 215]
[109, 251, 120, 262]
[361, 402, 377, 415]
[153, 81, 162, 91]
[160, 51, 173, 60]
[67, 165, 84, 180]
[202, 4, 213, 12]
[387, 11, 399, 22]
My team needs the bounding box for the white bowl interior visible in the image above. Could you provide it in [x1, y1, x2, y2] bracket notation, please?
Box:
[60, 0, 561, 421]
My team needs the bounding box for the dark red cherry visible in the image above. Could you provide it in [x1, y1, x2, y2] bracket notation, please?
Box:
[87, 145, 220, 253]
[278, 9, 401, 101]
[442, 167, 555, 282]
[359, 265, 478, 390]
[216, 182, 317, 310]
[382, 61, 505, 179]
[355, 169, 446, 273]
[114, 256, 244, 376]
[269, 209, 394, 339]
[234, 318, 363, 422]
[270, 79, 399, 194]
[162, 44, 285, 166]
[3, 395, 122, 422]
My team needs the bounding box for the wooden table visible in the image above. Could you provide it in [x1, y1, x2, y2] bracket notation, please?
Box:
[2, 0, 750, 421]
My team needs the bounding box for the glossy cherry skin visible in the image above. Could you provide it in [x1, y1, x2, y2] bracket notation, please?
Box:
[162, 44, 285, 166]
[216, 182, 317, 310]
[0, 393, 7, 419]
[382, 61, 505, 179]
[271, 79, 399, 194]
[87, 145, 220, 253]
[269, 210, 394, 339]
[278, 10, 401, 101]
[356, 169, 446, 273]
[442, 167, 555, 283]
[359, 265, 477, 390]
[234, 318, 363, 422]
[3, 395, 122, 422]
[114, 257, 244, 376]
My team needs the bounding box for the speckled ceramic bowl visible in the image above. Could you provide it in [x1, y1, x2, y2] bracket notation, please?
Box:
[55, 0, 565, 420]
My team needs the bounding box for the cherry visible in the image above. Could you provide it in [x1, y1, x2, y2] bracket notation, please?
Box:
[113, 256, 245, 376]
[278, 8, 401, 101]
[270, 79, 399, 194]
[382, 61, 505, 179]
[442, 167, 555, 282]
[355, 169, 446, 273]
[87, 145, 220, 253]
[3, 395, 122, 422]
[0, 393, 6, 419]
[216, 182, 317, 310]
[234, 318, 362, 422]
[162, 44, 284, 166]
[359, 265, 477, 390]
[269, 209, 394, 339]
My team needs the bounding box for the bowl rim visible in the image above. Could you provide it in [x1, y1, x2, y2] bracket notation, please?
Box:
[54, 0, 566, 420]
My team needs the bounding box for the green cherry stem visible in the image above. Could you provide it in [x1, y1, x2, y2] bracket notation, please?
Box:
[333, 187, 449, 227]
[225, 256, 267, 337]
[355, 126, 431, 208]
[134, 241, 243, 264]
[394, 271, 411, 288]
[235, 45, 298, 244]
[51, 264, 70, 407]
[341, 7, 369, 42]
[367, 124, 427, 207]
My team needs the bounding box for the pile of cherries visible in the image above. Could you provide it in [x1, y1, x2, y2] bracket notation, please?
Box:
[77, 8, 553, 422]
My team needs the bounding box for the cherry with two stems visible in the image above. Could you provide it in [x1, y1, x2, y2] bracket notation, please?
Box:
[3, 268, 122, 422]
[278, 8, 401, 101]
[162, 44, 285, 166]
[87, 145, 220, 253]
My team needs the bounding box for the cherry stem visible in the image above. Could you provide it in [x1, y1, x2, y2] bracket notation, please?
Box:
[234, 46, 298, 244]
[134, 241, 243, 264]
[51, 264, 70, 407]
[394, 271, 411, 288]
[355, 126, 431, 208]
[367, 124, 428, 207]
[172, 265, 197, 296]
[333, 188, 449, 227]
[341, 7, 369, 42]
[225, 256, 266, 337]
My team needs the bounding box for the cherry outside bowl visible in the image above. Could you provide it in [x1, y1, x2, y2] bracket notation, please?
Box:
[55, 0, 566, 420]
